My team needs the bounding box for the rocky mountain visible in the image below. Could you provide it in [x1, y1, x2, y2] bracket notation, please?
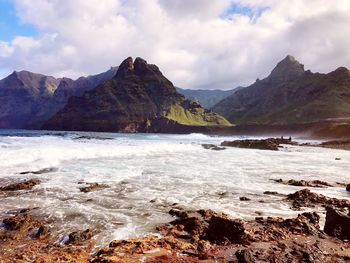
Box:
[43, 57, 231, 132]
[176, 87, 236, 109]
[0, 71, 60, 128]
[0, 67, 118, 129]
[212, 55, 350, 125]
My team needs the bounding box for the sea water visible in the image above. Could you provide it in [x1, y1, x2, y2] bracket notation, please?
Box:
[0, 130, 349, 247]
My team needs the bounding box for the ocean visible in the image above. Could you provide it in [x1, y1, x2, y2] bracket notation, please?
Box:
[0, 130, 349, 248]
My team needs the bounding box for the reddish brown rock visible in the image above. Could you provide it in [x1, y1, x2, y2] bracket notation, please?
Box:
[287, 188, 350, 209]
[0, 179, 41, 191]
[274, 178, 333, 188]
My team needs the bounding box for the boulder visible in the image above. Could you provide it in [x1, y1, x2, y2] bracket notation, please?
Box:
[324, 207, 350, 240]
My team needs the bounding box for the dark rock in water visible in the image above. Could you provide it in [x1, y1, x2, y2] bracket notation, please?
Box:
[263, 191, 284, 196]
[273, 178, 333, 188]
[346, 184, 350, 192]
[0, 179, 41, 191]
[324, 207, 350, 240]
[66, 229, 93, 245]
[287, 189, 350, 209]
[221, 137, 296, 151]
[20, 167, 58, 175]
[240, 197, 251, 201]
[74, 135, 113, 140]
[79, 183, 109, 193]
[201, 144, 226, 151]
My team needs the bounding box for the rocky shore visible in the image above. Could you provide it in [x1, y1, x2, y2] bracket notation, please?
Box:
[1, 178, 350, 262]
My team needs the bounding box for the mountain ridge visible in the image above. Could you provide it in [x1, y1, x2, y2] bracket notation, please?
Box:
[212, 55, 350, 125]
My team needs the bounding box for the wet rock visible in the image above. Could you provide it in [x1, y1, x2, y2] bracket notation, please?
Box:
[287, 189, 350, 209]
[240, 197, 251, 201]
[79, 182, 109, 193]
[263, 191, 284, 196]
[274, 179, 333, 188]
[201, 144, 226, 151]
[2, 213, 32, 231]
[346, 184, 350, 192]
[0, 179, 41, 191]
[66, 229, 93, 245]
[221, 137, 297, 151]
[324, 207, 350, 240]
[20, 167, 57, 175]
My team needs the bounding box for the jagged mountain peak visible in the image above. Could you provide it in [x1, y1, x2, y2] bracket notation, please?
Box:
[269, 55, 305, 79]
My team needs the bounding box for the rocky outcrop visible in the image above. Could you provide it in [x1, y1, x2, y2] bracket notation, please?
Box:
[213, 55, 350, 125]
[43, 57, 231, 133]
[287, 189, 350, 209]
[0, 179, 41, 191]
[273, 178, 333, 188]
[324, 206, 350, 240]
[221, 137, 295, 151]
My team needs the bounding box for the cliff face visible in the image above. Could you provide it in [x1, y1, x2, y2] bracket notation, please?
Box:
[212, 55, 350, 125]
[43, 57, 232, 132]
[0, 68, 118, 129]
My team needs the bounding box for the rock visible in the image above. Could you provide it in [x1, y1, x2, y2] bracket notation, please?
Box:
[236, 249, 255, 263]
[79, 183, 109, 193]
[66, 229, 93, 245]
[324, 207, 350, 240]
[2, 213, 32, 231]
[20, 167, 58, 175]
[0, 179, 41, 191]
[287, 189, 350, 209]
[221, 137, 296, 151]
[273, 179, 333, 188]
[201, 144, 226, 151]
[205, 215, 247, 244]
[263, 191, 284, 196]
[240, 197, 251, 201]
[346, 184, 350, 192]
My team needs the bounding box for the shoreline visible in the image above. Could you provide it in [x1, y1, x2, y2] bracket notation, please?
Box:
[0, 185, 349, 262]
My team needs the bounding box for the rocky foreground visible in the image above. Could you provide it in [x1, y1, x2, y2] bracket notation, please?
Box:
[0, 182, 350, 262]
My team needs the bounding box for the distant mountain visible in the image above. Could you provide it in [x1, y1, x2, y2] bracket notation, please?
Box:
[43, 57, 232, 132]
[176, 88, 236, 109]
[212, 55, 350, 125]
[0, 67, 118, 129]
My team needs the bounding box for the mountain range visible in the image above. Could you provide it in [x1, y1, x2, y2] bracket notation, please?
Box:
[213, 55, 350, 125]
[1, 55, 350, 136]
[43, 57, 231, 132]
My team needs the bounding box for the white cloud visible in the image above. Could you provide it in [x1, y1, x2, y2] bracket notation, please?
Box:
[0, 0, 349, 89]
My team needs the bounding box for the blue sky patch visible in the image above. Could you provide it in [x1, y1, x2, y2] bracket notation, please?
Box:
[222, 4, 268, 22]
[0, 0, 36, 42]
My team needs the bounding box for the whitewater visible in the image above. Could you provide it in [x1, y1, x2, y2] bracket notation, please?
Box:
[0, 130, 349, 248]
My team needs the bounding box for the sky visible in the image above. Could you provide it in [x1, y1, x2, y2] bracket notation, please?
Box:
[0, 0, 350, 89]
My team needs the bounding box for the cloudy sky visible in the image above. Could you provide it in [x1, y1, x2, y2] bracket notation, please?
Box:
[0, 0, 350, 89]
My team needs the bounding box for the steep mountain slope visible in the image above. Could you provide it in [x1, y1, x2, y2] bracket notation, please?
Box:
[0, 71, 61, 128]
[28, 67, 118, 128]
[0, 67, 118, 129]
[43, 57, 231, 132]
[212, 55, 350, 125]
[176, 87, 236, 109]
